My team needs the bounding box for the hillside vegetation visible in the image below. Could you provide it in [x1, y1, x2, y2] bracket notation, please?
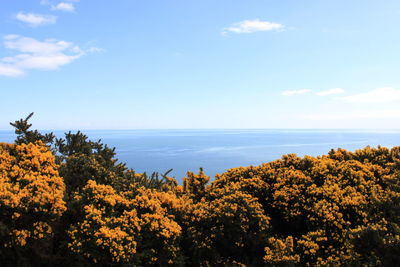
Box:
[0, 114, 399, 266]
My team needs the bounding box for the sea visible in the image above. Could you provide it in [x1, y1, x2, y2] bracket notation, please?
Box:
[1, 129, 400, 182]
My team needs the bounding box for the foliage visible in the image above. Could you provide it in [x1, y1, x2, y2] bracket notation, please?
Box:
[0, 142, 66, 265]
[68, 179, 189, 265]
[185, 190, 270, 265]
[1, 114, 400, 266]
[209, 149, 400, 266]
[182, 168, 210, 202]
[10, 112, 55, 146]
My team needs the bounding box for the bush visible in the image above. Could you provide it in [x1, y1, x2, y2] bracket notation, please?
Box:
[1, 114, 399, 266]
[0, 142, 66, 265]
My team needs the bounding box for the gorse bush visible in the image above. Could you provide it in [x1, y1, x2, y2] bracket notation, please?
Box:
[0, 142, 66, 265]
[208, 152, 400, 266]
[0, 113, 399, 266]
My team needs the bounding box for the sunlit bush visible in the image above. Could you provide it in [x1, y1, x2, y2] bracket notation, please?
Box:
[209, 147, 400, 265]
[68, 180, 186, 265]
[0, 142, 66, 263]
[2, 114, 400, 265]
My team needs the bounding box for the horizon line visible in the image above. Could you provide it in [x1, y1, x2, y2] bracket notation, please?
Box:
[2, 128, 400, 132]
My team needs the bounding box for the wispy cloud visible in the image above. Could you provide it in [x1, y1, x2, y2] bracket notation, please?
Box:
[316, 88, 345, 96]
[41, 0, 80, 12]
[86, 47, 105, 53]
[222, 19, 284, 35]
[51, 2, 75, 12]
[341, 87, 400, 103]
[15, 12, 57, 27]
[282, 89, 311, 96]
[0, 35, 100, 77]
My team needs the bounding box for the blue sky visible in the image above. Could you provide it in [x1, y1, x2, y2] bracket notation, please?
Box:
[1, 0, 400, 130]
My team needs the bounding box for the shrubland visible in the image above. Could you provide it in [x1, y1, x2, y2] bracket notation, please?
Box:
[0, 113, 399, 266]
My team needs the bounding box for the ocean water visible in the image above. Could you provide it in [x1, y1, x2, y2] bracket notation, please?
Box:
[1, 129, 400, 181]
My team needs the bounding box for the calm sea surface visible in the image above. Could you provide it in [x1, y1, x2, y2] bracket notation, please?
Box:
[1, 129, 400, 181]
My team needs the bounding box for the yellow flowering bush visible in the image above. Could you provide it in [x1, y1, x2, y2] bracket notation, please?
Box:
[2, 114, 400, 266]
[68, 180, 140, 264]
[209, 147, 400, 266]
[0, 142, 66, 252]
[185, 189, 270, 265]
[68, 180, 186, 265]
[182, 168, 210, 202]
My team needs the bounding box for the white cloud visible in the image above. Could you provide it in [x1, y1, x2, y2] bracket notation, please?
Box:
[341, 87, 400, 103]
[0, 35, 99, 77]
[41, 0, 80, 8]
[282, 89, 312, 96]
[52, 2, 75, 12]
[15, 12, 56, 27]
[222, 19, 284, 35]
[0, 64, 25, 77]
[316, 88, 345, 96]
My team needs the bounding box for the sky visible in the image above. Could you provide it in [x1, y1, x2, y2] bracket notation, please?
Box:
[1, 0, 400, 130]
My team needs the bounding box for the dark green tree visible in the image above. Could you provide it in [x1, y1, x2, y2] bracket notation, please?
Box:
[10, 112, 55, 145]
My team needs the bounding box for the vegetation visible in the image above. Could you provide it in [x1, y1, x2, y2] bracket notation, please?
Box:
[0, 113, 399, 266]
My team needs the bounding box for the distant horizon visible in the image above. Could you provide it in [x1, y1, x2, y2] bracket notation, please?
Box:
[3, 128, 400, 179]
[2, 127, 400, 132]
